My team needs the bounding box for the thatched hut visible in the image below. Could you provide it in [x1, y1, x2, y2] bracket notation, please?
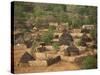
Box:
[80, 33, 92, 46]
[37, 42, 47, 52]
[59, 29, 73, 45]
[47, 56, 61, 66]
[18, 52, 35, 66]
[81, 25, 94, 33]
[23, 32, 40, 48]
[64, 43, 79, 56]
[14, 32, 24, 45]
[25, 40, 33, 48]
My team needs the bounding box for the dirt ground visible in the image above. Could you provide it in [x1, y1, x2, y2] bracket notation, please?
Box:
[14, 48, 80, 73]
[14, 60, 80, 73]
[13, 28, 96, 73]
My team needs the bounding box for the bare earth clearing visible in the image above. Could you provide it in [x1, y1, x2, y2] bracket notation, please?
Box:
[14, 29, 96, 73]
[14, 48, 80, 73]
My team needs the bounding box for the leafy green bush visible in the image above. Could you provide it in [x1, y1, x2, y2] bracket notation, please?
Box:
[41, 26, 54, 44]
[82, 56, 97, 69]
[48, 25, 56, 31]
[41, 32, 53, 44]
[52, 43, 60, 50]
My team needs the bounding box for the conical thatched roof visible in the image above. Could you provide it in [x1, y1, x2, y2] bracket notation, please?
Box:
[25, 40, 33, 48]
[14, 34, 24, 45]
[59, 29, 73, 45]
[80, 41, 87, 46]
[37, 47, 46, 52]
[23, 33, 34, 48]
[19, 52, 35, 63]
[37, 42, 46, 52]
[64, 43, 79, 56]
[80, 33, 92, 43]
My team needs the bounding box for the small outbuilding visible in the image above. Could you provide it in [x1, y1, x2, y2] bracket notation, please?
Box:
[80, 33, 92, 46]
[18, 52, 35, 66]
[64, 43, 79, 56]
[59, 29, 73, 45]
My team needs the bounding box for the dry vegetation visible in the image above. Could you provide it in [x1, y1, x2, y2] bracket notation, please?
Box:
[14, 48, 80, 73]
[12, 2, 97, 73]
[13, 29, 97, 73]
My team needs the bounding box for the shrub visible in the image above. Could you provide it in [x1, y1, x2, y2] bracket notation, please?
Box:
[52, 43, 60, 51]
[90, 29, 97, 40]
[48, 25, 56, 31]
[82, 56, 97, 69]
[77, 39, 81, 46]
[41, 32, 53, 44]
[41, 26, 54, 44]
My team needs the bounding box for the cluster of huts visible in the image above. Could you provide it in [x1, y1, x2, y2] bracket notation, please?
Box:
[14, 23, 96, 67]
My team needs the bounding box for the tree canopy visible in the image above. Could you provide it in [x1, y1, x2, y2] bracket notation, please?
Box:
[14, 2, 97, 30]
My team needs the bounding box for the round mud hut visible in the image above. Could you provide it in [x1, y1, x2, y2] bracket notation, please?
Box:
[64, 43, 80, 56]
[23, 32, 38, 48]
[37, 42, 47, 52]
[80, 33, 92, 46]
[59, 29, 73, 45]
[18, 52, 35, 66]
